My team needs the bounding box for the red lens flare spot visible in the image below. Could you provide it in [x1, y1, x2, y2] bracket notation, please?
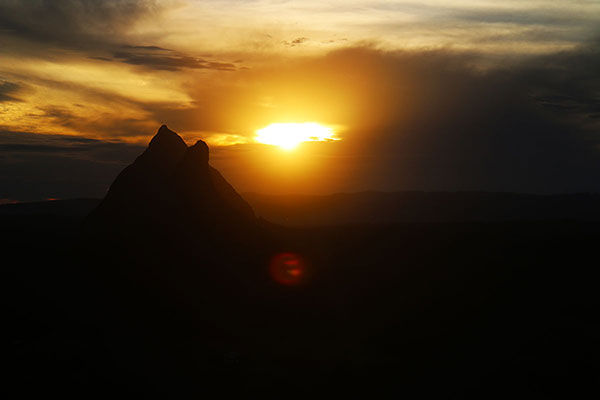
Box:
[270, 252, 306, 285]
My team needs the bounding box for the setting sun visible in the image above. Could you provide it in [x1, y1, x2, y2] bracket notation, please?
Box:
[255, 122, 339, 150]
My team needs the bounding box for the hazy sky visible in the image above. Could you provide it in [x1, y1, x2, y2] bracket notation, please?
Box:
[1, 0, 600, 200]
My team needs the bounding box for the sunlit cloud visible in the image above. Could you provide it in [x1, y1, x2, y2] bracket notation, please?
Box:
[187, 132, 250, 147]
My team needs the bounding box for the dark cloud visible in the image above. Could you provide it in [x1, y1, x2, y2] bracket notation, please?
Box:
[121, 44, 173, 51]
[0, 130, 144, 161]
[283, 37, 309, 47]
[0, 80, 22, 102]
[0, 129, 144, 201]
[364, 2, 599, 48]
[447, 7, 597, 27]
[112, 51, 206, 70]
[0, 0, 161, 49]
[322, 38, 348, 44]
[109, 46, 237, 71]
[331, 44, 600, 193]
[205, 62, 237, 71]
[0, 143, 80, 152]
[0, 1, 237, 72]
[88, 56, 114, 62]
[369, 1, 598, 28]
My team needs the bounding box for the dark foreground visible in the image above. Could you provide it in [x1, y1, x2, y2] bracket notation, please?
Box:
[3, 213, 599, 398]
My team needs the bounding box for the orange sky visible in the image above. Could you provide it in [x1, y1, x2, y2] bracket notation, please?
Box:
[1, 1, 600, 199]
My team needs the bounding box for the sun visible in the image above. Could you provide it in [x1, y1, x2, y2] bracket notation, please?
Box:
[255, 122, 339, 150]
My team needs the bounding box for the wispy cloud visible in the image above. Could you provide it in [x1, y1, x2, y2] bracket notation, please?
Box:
[0, 0, 163, 49]
[0, 80, 23, 102]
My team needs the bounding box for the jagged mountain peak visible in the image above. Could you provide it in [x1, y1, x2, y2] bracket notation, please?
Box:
[186, 139, 210, 165]
[145, 124, 188, 160]
[86, 125, 256, 238]
[153, 124, 182, 142]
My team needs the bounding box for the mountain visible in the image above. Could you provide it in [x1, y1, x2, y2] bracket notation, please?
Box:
[82, 125, 263, 267]
[80, 125, 274, 335]
[0, 198, 100, 217]
[86, 125, 254, 234]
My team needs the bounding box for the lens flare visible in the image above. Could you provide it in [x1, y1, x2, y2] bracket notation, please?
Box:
[269, 252, 307, 285]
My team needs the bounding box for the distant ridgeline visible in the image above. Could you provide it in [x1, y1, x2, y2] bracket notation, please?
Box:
[242, 191, 600, 226]
[3, 190, 600, 226]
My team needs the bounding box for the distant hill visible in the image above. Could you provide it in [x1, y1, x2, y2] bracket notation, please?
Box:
[243, 191, 600, 226]
[0, 198, 100, 217]
[4, 190, 600, 226]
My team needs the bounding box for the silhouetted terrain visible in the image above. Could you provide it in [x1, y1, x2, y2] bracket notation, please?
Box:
[245, 191, 600, 226]
[5, 189, 600, 226]
[4, 126, 599, 398]
[0, 198, 99, 217]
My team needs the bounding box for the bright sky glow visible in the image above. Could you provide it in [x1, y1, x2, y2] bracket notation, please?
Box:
[255, 122, 340, 150]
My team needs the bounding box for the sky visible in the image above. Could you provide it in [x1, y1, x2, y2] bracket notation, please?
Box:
[1, 0, 600, 201]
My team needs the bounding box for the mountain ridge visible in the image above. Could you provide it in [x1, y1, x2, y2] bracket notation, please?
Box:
[85, 125, 254, 231]
[4, 190, 600, 225]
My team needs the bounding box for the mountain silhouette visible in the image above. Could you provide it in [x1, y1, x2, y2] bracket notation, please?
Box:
[82, 125, 272, 321]
[243, 191, 600, 226]
[87, 125, 254, 232]
[5, 191, 600, 224]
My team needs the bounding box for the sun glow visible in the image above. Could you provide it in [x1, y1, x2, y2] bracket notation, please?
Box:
[255, 122, 339, 150]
